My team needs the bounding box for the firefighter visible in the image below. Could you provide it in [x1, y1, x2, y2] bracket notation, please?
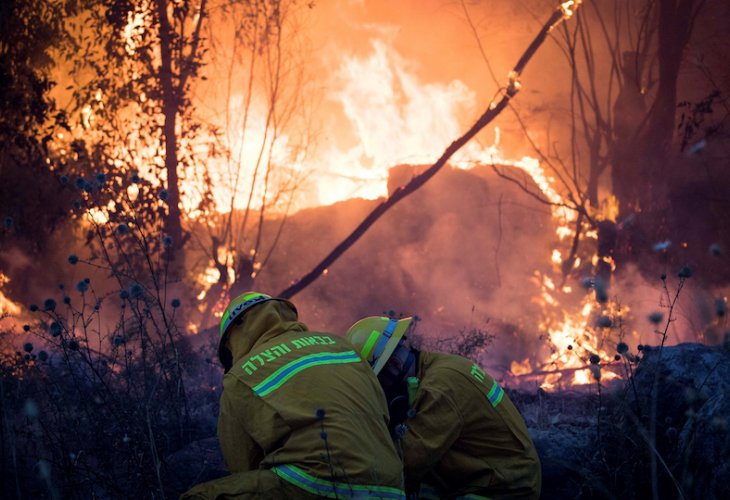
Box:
[346, 316, 541, 500]
[182, 293, 405, 499]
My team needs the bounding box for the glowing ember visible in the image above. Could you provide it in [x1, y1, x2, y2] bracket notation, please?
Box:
[551, 249, 563, 266]
[123, 7, 147, 56]
[507, 70, 522, 93]
[559, 0, 582, 20]
[533, 271, 623, 390]
[86, 207, 110, 225]
[0, 273, 21, 317]
[510, 358, 532, 376]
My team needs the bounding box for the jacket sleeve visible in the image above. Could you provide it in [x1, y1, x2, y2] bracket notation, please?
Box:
[217, 375, 263, 472]
[401, 384, 463, 484]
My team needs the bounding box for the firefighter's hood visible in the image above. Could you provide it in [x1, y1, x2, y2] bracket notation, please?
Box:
[226, 299, 307, 363]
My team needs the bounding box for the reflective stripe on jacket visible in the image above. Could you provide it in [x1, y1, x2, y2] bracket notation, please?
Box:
[272, 464, 405, 499]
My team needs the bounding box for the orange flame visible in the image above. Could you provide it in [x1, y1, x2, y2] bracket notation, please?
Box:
[510, 358, 532, 376]
[559, 0, 582, 20]
[0, 273, 21, 317]
[532, 272, 623, 390]
[106, 6, 614, 390]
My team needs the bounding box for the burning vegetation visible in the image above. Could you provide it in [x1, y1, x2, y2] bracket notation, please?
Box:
[1, 0, 729, 498]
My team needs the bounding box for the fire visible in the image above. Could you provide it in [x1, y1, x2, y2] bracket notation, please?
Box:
[123, 4, 148, 56]
[591, 254, 617, 272]
[532, 271, 623, 390]
[316, 39, 479, 204]
[0, 273, 21, 317]
[56, 1, 612, 391]
[510, 358, 532, 376]
[559, 0, 582, 20]
[109, 1, 585, 222]
[198, 32, 619, 390]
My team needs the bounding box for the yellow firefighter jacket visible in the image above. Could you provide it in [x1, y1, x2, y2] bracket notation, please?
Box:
[402, 351, 541, 499]
[214, 300, 405, 498]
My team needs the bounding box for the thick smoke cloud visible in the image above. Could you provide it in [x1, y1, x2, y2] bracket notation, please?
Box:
[255, 164, 559, 375]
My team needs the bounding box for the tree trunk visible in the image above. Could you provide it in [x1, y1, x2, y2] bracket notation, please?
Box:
[647, 0, 695, 154]
[611, 51, 648, 213]
[612, 0, 699, 226]
[163, 102, 184, 247]
[157, 0, 184, 252]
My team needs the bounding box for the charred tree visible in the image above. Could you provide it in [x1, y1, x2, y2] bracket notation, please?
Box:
[155, 0, 207, 252]
[612, 0, 707, 219]
[193, 0, 310, 327]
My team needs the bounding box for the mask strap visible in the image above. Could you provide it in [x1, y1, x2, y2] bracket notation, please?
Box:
[372, 318, 398, 362]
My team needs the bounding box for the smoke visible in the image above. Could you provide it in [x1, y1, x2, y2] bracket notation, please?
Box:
[610, 263, 730, 348]
[253, 163, 558, 375]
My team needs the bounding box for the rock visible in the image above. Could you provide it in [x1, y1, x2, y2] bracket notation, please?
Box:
[512, 389, 611, 499]
[513, 343, 730, 499]
[629, 343, 730, 499]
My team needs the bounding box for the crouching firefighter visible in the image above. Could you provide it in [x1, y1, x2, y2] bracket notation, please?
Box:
[346, 317, 541, 500]
[181, 293, 405, 499]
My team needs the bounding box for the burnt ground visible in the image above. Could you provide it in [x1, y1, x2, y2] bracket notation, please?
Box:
[2, 338, 727, 499]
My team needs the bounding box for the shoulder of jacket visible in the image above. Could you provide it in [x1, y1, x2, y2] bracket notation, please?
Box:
[423, 351, 474, 375]
[422, 352, 492, 392]
[414, 372, 465, 425]
[222, 371, 256, 393]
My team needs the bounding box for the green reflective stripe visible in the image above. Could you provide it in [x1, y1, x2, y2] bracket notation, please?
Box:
[272, 464, 405, 499]
[361, 330, 380, 359]
[253, 351, 360, 397]
[486, 380, 504, 408]
[220, 310, 232, 336]
[407, 377, 419, 406]
[456, 495, 491, 500]
[493, 387, 504, 406]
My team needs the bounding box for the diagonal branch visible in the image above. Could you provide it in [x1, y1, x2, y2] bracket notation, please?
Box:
[277, 1, 583, 299]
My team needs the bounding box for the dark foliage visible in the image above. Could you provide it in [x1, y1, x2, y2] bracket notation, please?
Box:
[0, 0, 77, 252]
